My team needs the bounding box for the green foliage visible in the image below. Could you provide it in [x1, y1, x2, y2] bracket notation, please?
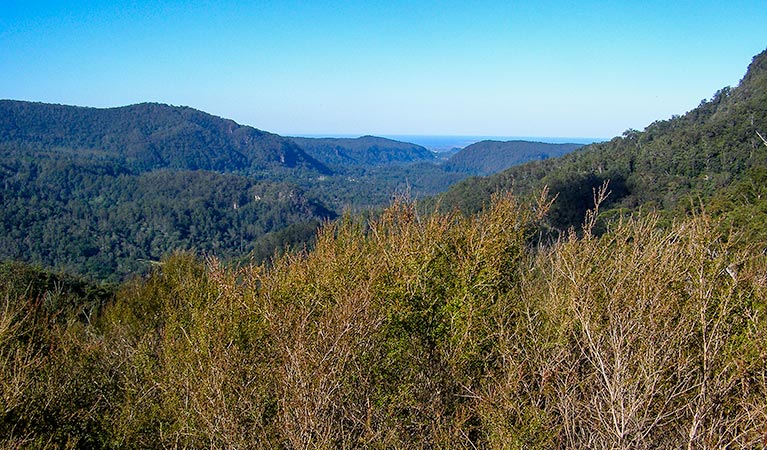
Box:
[439, 49, 767, 233]
[290, 135, 436, 168]
[445, 139, 582, 176]
[0, 101, 475, 280]
[0, 160, 335, 280]
[708, 166, 767, 245]
[0, 261, 114, 326]
[1, 193, 766, 448]
[2, 47, 767, 450]
[302, 161, 469, 212]
[0, 100, 330, 175]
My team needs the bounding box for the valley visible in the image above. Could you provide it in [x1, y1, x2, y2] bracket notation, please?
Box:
[0, 100, 582, 279]
[1, 45, 766, 449]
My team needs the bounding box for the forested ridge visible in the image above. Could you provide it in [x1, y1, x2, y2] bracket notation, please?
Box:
[445, 139, 583, 176]
[0, 101, 330, 175]
[439, 49, 767, 235]
[289, 135, 437, 168]
[1, 50, 767, 447]
[0, 101, 343, 280]
[0, 101, 580, 280]
[0, 102, 461, 280]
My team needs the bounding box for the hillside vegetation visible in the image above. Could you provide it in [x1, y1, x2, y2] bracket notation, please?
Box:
[0, 101, 343, 280]
[0, 101, 329, 176]
[0, 102, 460, 280]
[289, 135, 436, 168]
[440, 50, 767, 234]
[0, 162, 334, 280]
[0, 99, 592, 280]
[2, 194, 765, 448]
[2, 49, 767, 448]
[445, 139, 583, 176]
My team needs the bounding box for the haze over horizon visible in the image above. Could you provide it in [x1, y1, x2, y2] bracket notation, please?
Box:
[1, 1, 765, 139]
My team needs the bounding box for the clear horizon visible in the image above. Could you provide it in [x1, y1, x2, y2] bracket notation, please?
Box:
[1, 1, 765, 138]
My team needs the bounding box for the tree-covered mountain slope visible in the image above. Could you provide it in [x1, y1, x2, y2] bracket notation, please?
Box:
[0, 163, 335, 280]
[445, 139, 583, 176]
[0, 101, 342, 280]
[0, 101, 331, 176]
[439, 49, 767, 231]
[289, 135, 436, 168]
[0, 101, 472, 280]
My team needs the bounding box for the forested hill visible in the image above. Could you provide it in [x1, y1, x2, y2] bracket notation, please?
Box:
[0, 101, 341, 280]
[289, 135, 436, 168]
[0, 101, 330, 176]
[445, 139, 583, 175]
[439, 49, 767, 231]
[0, 164, 336, 280]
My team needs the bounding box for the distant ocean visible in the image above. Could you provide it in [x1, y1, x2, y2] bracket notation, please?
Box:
[293, 134, 606, 152]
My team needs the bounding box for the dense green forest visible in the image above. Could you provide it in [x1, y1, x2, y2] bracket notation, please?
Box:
[0, 101, 330, 176]
[445, 139, 583, 175]
[289, 135, 437, 168]
[1, 49, 767, 448]
[0, 101, 342, 279]
[0, 102, 446, 279]
[0, 163, 334, 280]
[438, 50, 767, 235]
[0, 100, 581, 280]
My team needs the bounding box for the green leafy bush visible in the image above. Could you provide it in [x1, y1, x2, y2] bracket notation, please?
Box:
[1, 193, 765, 448]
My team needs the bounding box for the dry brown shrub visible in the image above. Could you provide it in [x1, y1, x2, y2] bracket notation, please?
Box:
[523, 212, 767, 449]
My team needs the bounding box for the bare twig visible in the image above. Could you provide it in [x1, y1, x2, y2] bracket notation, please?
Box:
[757, 130, 767, 148]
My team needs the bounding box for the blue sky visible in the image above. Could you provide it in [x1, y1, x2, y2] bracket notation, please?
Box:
[1, 1, 765, 138]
